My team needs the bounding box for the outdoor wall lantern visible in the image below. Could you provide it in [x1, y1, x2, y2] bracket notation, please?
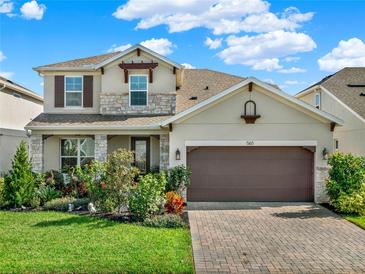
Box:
[175, 148, 181, 160]
[322, 148, 329, 160]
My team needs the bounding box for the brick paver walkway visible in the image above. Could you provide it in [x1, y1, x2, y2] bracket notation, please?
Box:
[188, 203, 365, 274]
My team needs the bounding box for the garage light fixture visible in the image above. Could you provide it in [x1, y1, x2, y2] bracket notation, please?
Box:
[322, 148, 329, 160]
[175, 148, 181, 160]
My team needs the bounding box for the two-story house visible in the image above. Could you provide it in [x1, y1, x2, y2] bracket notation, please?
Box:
[296, 67, 365, 156]
[27, 44, 343, 203]
[0, 76, 43, 173]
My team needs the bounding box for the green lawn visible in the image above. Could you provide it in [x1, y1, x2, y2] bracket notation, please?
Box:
[0, 211, 194, 273]
[345, 215, 365, 230]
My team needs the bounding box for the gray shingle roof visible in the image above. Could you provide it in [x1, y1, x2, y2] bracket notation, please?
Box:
[34, 52, 121, 69]
[300, 68, 365, 119]
[27, 113, 170, 128]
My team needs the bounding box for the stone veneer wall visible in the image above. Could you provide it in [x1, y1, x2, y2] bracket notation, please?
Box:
[315, 166, 330, 203]
[30, 135, 43, 172]
[95, 135, 107, 162]
[159, 134, 169, 171]
[100, 93, 176, 115]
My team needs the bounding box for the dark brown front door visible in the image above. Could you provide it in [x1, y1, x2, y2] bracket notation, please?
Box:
[187, 146, 314, 202]
[131, 137, 150, 173]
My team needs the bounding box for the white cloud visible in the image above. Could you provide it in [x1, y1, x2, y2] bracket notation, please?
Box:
[284, 56, 300, 62]
[181, 63, 196, 69]
[251, 58, 282, 71]
[217, 30, 315, 71]
[140, 38, 173, 55]
[20, 0, 46, 20]
[107, 38, 173, 56]
[112, 0, 313, 34]
[0, 0, 13, 13]
[0, 71, 14, 79]
[107, 43, 132, 52]
[284, 80, 299, 85]
[278, 67, 306, 73]
[0, 51, 6, 62]
[205, 37, 222, 49]
[318, 38, 365, 72]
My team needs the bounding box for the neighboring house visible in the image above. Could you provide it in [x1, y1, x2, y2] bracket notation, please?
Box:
[296, 68, 365, 156]
[0, 76, 43, 173]
[27, 44, 343, 203]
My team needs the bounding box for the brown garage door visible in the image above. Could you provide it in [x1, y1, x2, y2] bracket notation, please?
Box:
[187, 146, 314, 202]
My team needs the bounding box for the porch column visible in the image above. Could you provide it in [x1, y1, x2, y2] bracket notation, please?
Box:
[95, 134, 107, 162]
[29, 134, 43, 172]
[159, 134, 169, 170]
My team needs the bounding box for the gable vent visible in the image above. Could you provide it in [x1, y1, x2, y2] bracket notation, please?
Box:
[348, 84, 365, 87]
[189, 96, 198, 100]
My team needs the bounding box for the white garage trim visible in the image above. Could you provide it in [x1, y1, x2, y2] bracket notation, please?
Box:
[185, 140, 317, 147]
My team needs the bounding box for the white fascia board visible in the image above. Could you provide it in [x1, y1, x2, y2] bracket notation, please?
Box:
[95, 44, 182, 69]
[161, 77, 343, 126]
[185, 140, 318, 147]
[33, 67, 96, 72]
[25, 124, 162, 131]
[254, 78, 344, 125]
[320, 86, 365, 124]
[295, 85, 321, 98]
[0, 79, 43, 102]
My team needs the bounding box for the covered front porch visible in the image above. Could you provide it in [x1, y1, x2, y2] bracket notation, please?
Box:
[29, 133, 170, 173]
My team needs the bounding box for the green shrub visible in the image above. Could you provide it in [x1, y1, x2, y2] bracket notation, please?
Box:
[3, 141, 36, 207]
[0, 177, 5, 208]
[37, 185, 61, 205]
[166, 165, 192, 192]
[44, 197, 89, 211]
[143, 214, 186, 228]
[73, 149, 139, 213]
[129, 173, 167, 221]
[326, 152, 365, 215]
[337, 187, 365, 216]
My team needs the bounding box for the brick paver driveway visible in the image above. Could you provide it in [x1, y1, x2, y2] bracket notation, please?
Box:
[188, 203, 365, 274]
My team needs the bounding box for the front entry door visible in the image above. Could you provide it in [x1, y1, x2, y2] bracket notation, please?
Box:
[131, 137, 150, 173]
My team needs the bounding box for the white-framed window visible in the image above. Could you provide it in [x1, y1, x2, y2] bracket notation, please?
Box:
[65, 76, 83, 107]
[334, 139, 339, 151]
[315, 92, 321, 109]
[129, 75, 148, 106]
[60, 138, 94, 170]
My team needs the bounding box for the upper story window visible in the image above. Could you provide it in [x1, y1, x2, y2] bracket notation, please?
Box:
[129, 75, 147, 106]
[315, 92, 321, 109]
[65, 76, 83, 107]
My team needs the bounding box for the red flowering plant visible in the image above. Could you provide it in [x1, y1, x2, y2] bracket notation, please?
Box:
[165, 191, 185, 215]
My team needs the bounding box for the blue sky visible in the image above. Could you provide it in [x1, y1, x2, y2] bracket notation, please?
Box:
[1, 0, 365, 96]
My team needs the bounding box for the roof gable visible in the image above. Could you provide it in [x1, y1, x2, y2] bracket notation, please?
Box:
[162, 77, 343, 126]
[34, 44, 182, 72]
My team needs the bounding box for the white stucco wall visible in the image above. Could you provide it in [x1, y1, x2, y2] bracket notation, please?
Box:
[169, 85, 334, 202]
[101, 51, 176, 95]
[0, 129, 27, 174]
[0, 88, 43, 130]
[299, 89, 365, 156]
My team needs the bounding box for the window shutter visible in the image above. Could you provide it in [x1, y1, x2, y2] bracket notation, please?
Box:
[83, 75, 93, 107]
[54, 75, 64, 107]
